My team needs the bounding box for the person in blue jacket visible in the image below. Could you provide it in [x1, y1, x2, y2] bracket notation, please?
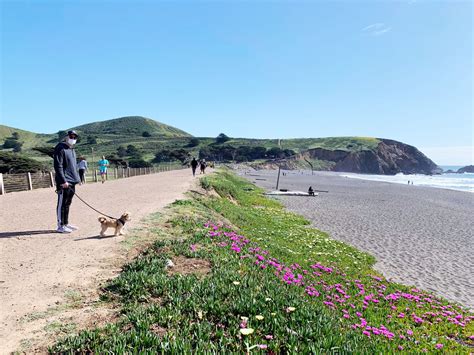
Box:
[54, 130, 81, 233]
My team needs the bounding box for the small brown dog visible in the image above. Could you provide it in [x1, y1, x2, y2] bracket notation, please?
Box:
[98, 212, 131, 237]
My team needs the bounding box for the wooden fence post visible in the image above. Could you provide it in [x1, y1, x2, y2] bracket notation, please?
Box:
[0, 173, 4, 195]
[27, 172, 33, 190]
[94, 170, 98, 182]
[114, 168, 118, 179]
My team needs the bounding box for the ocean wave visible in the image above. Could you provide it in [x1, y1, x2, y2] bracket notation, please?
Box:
[340, 173, 474, 193]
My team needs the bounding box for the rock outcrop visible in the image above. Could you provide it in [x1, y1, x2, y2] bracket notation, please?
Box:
[457, 165, 474, 173]
[295, 139, 441, 175]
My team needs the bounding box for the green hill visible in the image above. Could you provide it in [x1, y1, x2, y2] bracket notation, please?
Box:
[0, 125, 51, 150]
[0, 116, 439, 175]
[72, 116, 191, 138]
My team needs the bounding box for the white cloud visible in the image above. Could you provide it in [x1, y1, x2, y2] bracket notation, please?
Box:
[419, 146, 474, 166]
[362, 23, 392, 36]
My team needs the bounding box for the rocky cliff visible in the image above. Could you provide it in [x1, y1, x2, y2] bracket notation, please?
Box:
[295, 139, 441, 175]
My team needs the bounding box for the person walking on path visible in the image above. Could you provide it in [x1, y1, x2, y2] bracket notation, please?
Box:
[78, 156, 88, 184]
[200, 159, 207, 174]
[191, 157, 198, 176]
[98, 155, 109, 183]
[54, 130, 81, 233]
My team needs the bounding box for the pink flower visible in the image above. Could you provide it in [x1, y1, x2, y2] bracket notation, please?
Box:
[265, 335, 273, 340]
[398, 346, 404, 350]
[407, 329, 413, 336]
[398, 313, 405, 318]
[258, 345, 268, 349]
[435, 344, 443, 349]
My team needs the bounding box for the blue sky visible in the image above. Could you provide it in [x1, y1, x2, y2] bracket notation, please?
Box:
[1, 0, 472, 164]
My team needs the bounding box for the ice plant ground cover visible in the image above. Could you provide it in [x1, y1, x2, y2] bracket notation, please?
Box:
[51, 170, 473, 353]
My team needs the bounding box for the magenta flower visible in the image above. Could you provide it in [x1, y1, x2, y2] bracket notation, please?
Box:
[435, 344, 443, 349]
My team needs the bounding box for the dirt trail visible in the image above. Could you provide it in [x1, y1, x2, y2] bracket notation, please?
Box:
[0, 169, 197, 353]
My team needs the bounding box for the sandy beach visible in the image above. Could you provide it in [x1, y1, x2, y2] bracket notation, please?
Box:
[239, 169, 474, 310]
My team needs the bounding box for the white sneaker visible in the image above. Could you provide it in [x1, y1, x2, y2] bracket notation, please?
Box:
[65, 224, 79, 231]
[57, 225, 72, 234]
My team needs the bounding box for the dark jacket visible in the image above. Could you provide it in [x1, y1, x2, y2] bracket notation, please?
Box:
[54, 142, 80, 186]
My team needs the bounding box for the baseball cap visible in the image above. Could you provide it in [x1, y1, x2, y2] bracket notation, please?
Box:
[67, 130, 79, 138]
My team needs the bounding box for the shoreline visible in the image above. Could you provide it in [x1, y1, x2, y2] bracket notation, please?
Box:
[239, 169, 474, 310]
[340, 172, 473, 194]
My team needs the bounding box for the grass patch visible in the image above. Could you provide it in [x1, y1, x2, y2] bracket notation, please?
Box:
[50, 170, 474, 353]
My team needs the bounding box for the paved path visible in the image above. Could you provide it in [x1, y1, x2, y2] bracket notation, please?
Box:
[0, 169, 197, 353]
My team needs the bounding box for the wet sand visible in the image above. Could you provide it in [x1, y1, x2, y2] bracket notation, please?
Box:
[239, 169, 474, 310]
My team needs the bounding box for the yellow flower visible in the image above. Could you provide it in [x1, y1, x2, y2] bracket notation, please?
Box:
[255, 315, 264, 320]
[240, 328, 254, 335]
[240, 316, 249, 321]
[271, 312, 276, 316]
[265, 297, 272, 302]
[287, 307, 296, 312]
[197, 311, 203, 319]
[233, 281, 240, 285]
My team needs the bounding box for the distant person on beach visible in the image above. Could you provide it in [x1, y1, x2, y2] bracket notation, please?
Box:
[78, 157, 88, 184]
[191, 158, 198, 176]
[200, 159, 207, 174]
[54, 130, 81, 234]
[98, 156, 109, 183]
[308, 186, 315, 196]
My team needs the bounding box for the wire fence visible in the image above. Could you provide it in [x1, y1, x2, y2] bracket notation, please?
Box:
[0, 163, 186, 195]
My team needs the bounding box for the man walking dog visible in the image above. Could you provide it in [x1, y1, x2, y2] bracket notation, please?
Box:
[54, 130, 81, 233]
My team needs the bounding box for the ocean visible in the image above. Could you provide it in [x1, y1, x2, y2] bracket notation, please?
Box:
[341, 166, 474, 193]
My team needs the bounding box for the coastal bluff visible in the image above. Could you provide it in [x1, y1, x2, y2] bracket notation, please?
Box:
[295, 139, 441, 175]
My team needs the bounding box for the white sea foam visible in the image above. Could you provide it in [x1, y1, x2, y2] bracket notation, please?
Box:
[340, 172, 474, 193]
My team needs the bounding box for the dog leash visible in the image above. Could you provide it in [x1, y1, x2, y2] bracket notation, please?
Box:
[65, 188, 116, 220]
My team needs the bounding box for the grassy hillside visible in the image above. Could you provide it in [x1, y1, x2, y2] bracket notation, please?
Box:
[72, 116, 191, 139]
[1, 116, 384, 171]
[218, 136, 380, 152]
[0, 125, 51, 150]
